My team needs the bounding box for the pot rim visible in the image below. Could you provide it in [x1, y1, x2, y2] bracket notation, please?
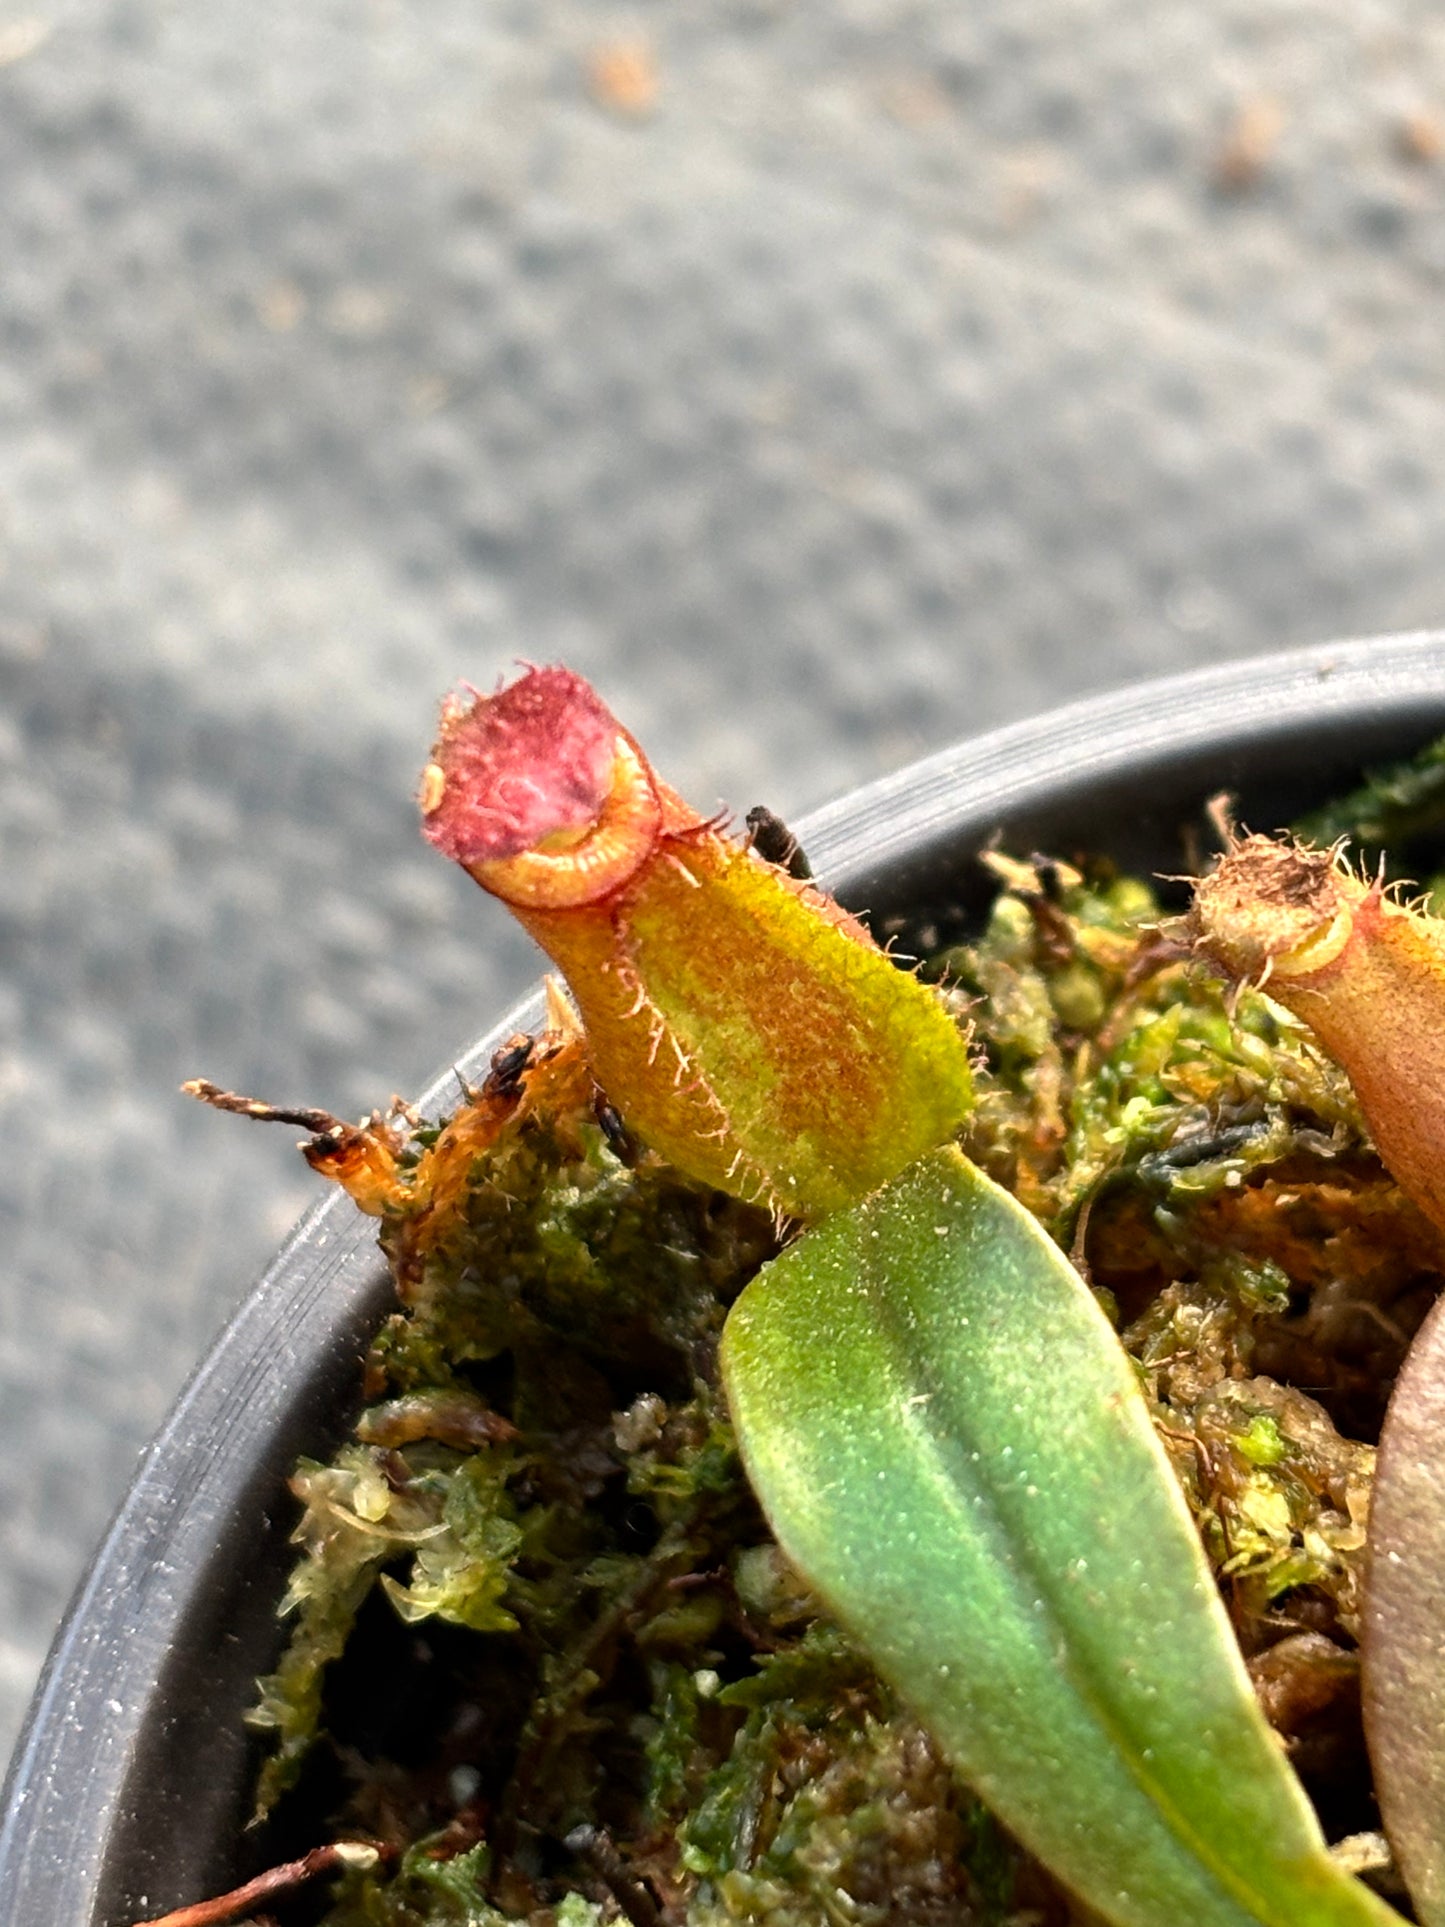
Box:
[7, 628, 1445, 1922]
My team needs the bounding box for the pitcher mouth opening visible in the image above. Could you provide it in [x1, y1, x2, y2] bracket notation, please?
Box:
[464, 733, 664, 908]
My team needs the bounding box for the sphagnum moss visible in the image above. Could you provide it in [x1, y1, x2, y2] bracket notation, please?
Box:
[172, 692, 1445, 1927]
[257, 891, 1423, 1920]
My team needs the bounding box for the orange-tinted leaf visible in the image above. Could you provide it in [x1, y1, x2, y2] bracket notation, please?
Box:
[1189, 835, 1445, 1235]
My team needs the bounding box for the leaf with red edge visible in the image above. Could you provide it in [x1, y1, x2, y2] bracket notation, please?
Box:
[1363, 1290, 1445, 1925]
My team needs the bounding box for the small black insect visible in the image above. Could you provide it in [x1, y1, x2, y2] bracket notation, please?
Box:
[563, 1824, 663, 1927]
[745, 804, 813, 881]
[592, 1088, 638, 1164]
[483, 1032, 535, 1100]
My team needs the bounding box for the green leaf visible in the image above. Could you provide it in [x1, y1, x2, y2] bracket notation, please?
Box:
[1363, 1290, 1445, 1925]
[721, 1146, 1402, 1927]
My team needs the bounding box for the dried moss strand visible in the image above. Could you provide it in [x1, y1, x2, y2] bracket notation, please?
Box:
[130, 1843, 385, 1927]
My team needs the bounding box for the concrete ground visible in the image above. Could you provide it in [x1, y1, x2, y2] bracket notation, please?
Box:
[3, 0, 1445, 1768]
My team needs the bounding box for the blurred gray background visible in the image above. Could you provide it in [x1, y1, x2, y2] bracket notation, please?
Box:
[4, 0, 1445, 1770]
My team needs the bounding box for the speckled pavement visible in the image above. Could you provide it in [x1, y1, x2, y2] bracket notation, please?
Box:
[3, 0, 1445, 1769]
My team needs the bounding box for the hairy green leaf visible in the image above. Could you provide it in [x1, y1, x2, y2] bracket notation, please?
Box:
[1363, 1290, 1445, 1926]
[721, 1146, 1401, 1927]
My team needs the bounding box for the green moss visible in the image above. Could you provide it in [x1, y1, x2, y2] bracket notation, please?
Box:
[1236, 1414, 1288, 1467]
[255, 769, 1445, 1922]
[323, 1840, 504, 1926]
[1295, 729, 1445, 855]
[679, 1633, 1000, 1925]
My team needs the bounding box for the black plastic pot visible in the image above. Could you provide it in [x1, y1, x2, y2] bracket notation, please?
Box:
[6, 631, 1445, 1923]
